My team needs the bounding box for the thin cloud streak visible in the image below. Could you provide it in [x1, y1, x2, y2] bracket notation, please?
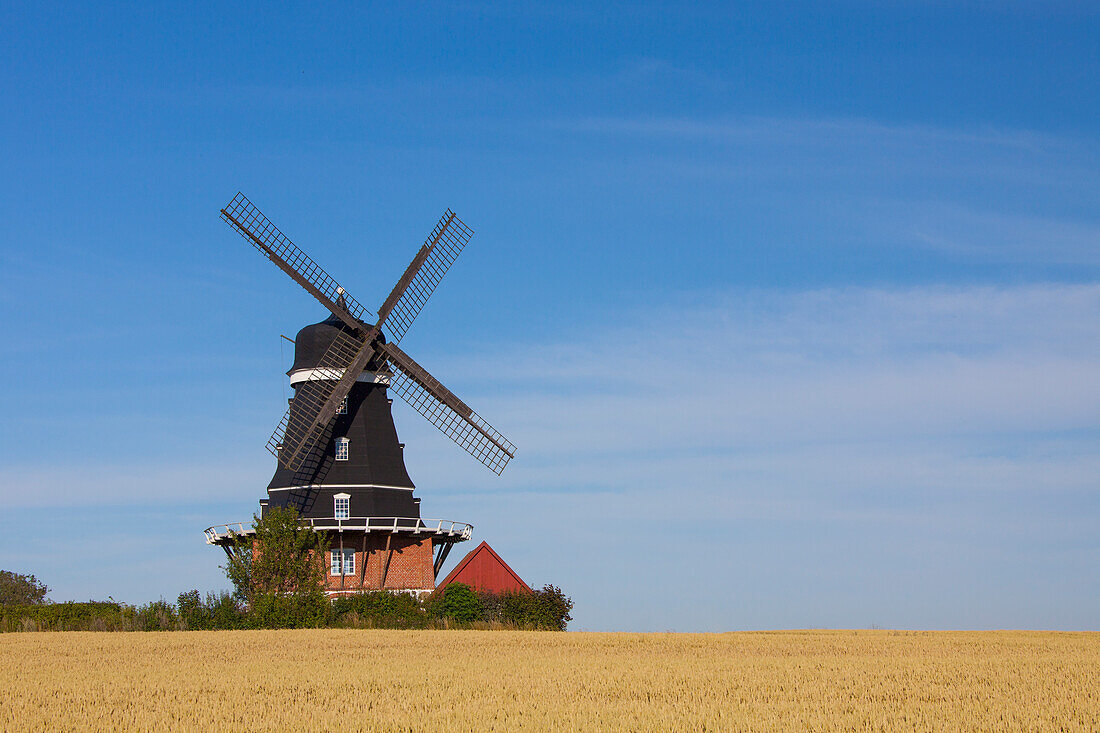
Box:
[6, 283, 1098, 628]
[13, 282, 1098, 509]
[394, 283, 1100, 629]
[556, 114, 1081, 153]
[546, 114, 1100, 268]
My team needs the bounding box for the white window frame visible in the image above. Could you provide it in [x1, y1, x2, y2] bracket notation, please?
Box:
[333, 493, 350, 520]
[335, 437, 349, 461]
[330, 548, 354, 576]
[336, 396, 347, 415]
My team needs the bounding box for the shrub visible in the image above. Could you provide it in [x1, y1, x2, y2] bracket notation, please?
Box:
[0, 586, 574, 632]
[249, 590, 332, 629]
[530, 585, 574, 631]
[476, 586, 574, 630]
[206, 591, 248, 630]
[332, 591, 428, 628]
[0, 602, 124, 632]
[425, 583, 483, 624]
[177, 590, 247, 630]
[132, 599, 177, 631]
[177, 590, 205, 630]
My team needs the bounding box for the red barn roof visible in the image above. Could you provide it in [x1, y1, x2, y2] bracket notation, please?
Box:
[438, 541, 532, 594]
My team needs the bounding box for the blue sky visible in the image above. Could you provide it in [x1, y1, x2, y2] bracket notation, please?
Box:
[1, 2, 1097, 630]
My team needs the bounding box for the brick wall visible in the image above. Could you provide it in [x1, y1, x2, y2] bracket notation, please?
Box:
[322, 532, 435, 594]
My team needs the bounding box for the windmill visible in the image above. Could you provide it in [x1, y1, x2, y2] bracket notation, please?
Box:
[204, 193, 515, 593]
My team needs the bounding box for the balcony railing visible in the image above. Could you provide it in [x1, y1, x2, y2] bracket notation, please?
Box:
[204, 517, 473, 545]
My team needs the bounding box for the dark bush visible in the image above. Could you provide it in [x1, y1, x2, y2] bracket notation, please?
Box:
[206, 591, 247, 629]
[177, 590, 206, 630]
[177, 590, 246, 630]
[477, 586, 574, 630]
[425, 583, 483, 624]
[332, 591, 428, 628]
[529, 585, 574, 631]
[0, 602, 124, 632]
[1, 583, 571, 632]
[248, 590, 332, 629]
[132, 599, 177, 631]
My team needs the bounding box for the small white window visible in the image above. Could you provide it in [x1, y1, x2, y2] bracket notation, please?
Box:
[334, 494, 349, 519]
[330, 548, 354, 575]
[335, 437, 349, 461]
[337, 396, 347, 415]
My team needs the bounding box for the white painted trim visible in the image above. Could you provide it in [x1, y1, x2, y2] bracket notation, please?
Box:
[289, 369, 392, 386]
[267, 484, 416, 492]
[204, 517, 473, 544]
[333, 493, 351, 520]
[329, 547, 355, 576]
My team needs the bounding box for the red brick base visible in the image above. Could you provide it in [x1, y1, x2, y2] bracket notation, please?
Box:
[322, 532, 435, 595]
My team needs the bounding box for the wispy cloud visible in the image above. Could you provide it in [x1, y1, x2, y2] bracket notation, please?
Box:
[545, 114, 1100, 269]
[410, 282, 1100, 480]
[4, 461, 268, 510]
[7, 283, 1098, 627]
[899, 202, 1100, 264]
[555, 114, 1078, 153]
[390, 283, 1100, 628]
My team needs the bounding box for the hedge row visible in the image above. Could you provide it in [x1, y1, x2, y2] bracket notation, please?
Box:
[0, 584, 572, 632]
[0, 600, 184, 632]
[336, 584, 573, 630]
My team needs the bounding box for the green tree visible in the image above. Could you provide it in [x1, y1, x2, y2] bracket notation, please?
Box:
[427, 583, 483, 624]
[0, 570, 49, 605]
[222, 507, 331, 628]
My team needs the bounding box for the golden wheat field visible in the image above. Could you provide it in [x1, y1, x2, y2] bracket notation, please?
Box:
[2, 630, 1098, 731]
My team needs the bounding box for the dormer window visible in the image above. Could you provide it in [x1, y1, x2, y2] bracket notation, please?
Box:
[334, 493, 350, 519]
[337, 396, 347, 415]
[335, 437, 349, 461]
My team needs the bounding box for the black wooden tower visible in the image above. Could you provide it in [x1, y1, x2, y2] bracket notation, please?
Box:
[266, 310, 418, 519]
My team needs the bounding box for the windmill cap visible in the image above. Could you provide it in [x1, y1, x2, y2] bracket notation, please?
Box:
[287, 311, 386, 376]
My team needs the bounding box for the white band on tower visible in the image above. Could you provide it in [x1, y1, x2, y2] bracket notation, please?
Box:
[288, 369, 392, 386]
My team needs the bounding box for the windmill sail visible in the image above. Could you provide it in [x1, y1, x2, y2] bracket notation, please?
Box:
[222, 192, 372, 330]
[382, 341, 515, 475]
[223, 193, 516, 478]
[376, 210, 473, 344]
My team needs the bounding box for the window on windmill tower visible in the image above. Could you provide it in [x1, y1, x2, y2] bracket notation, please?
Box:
[334, 494, 350, 519]
[337, 396, 347, 415]
[330, 548, 354, 575]
[335, 437, 349, 461]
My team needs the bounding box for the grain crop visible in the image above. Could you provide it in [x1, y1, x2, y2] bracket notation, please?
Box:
[2, 630, 1097, 731]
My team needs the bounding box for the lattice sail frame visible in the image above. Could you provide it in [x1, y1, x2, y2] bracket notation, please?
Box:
[223, 192, 517, 477]
[222, 192, 374, 322]
[380, 210, 473, 344]
[383, 343, 516, 475]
